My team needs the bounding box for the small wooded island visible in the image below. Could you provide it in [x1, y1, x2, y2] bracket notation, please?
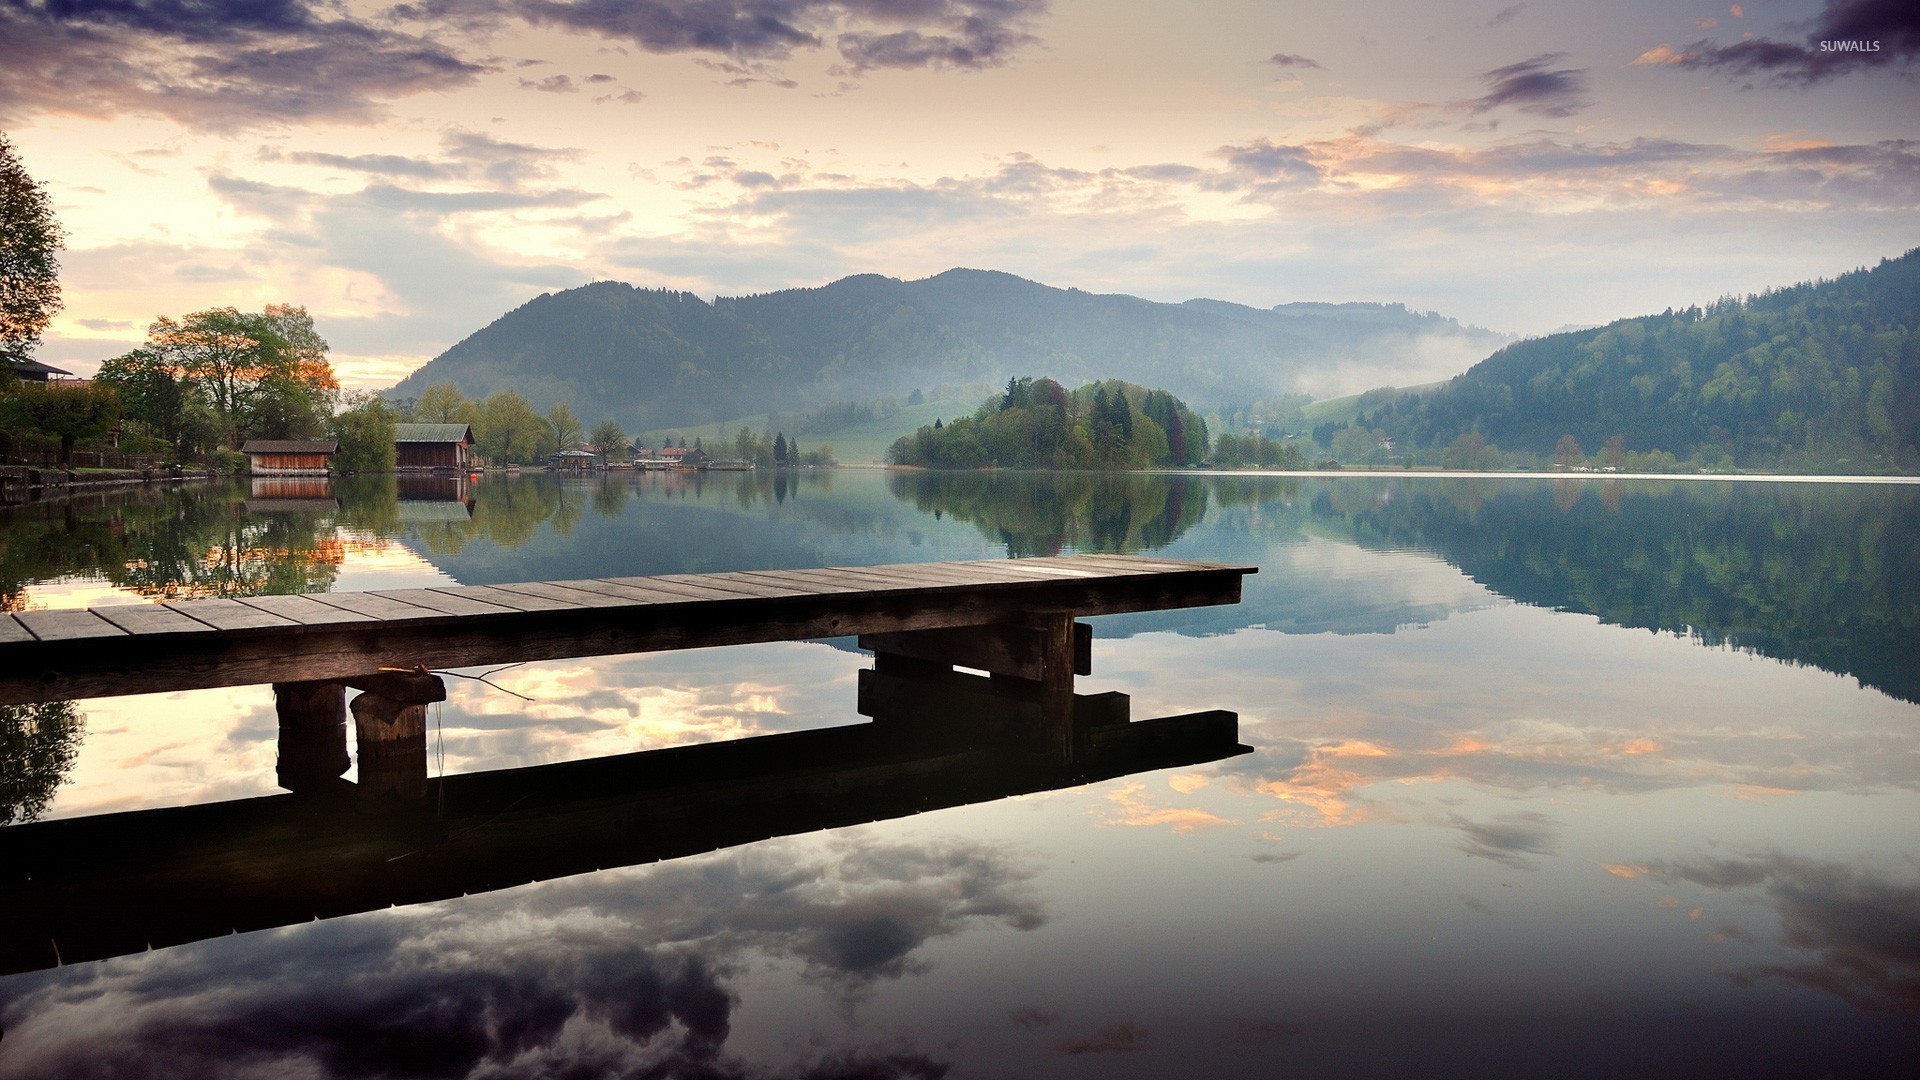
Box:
[888, 377, 1228, 469]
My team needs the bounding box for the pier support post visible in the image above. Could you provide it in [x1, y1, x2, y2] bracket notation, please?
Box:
[274, 680, 348, 792]
[351, 692, 430, 800]
[344, 668, 448, 801]
[859, 613, 1097, 761]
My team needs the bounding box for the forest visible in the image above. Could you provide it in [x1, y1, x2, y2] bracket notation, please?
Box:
[1319, 249, 1920, 472]
[887, 377, 1209, 470]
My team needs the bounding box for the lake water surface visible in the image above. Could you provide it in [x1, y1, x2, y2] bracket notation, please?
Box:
[1, 470, 1916, 1077]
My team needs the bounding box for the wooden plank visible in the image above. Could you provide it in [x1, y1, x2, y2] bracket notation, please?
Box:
[300, 591, 450, 622]
[14, 609, 127, 642]
[600, 575, 756, 602]
[732, 568, 883, 595]
[435, 585, 579, 613]
[806, 565, 986, 591]
[371, 588, 521, 618]
[92, 604, 216, 636]
[166, 598, 300, 631]
[0, 616, 36, 645]
[486, 581, 634, 609]
[237, 594, 377, 626]
[652, 572, 822, 599]
[552, 579, 689, 606]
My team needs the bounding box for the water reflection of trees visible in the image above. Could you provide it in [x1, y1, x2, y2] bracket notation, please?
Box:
[1, 701, 82, 825]
[887, 472, 1210, 556]
[1, 484, 342, 605]
[1309, 478, 1920, 704]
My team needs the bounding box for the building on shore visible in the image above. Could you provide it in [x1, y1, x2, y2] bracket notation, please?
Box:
[240, 439, 338, 476]
[395, 423, 475, 470]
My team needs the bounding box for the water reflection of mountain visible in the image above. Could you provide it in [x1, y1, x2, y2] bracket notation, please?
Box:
[1307, 478, 1920, 705]
[887, 474, 1920, 704]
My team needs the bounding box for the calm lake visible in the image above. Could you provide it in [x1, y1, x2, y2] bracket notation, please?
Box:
[1, 469, 1916, 1077]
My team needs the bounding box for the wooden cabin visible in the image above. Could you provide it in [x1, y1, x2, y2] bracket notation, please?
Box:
[394, 423, 475, 470]
[240, 439, 337, 476]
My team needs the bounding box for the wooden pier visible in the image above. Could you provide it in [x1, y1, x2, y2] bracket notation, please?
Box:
[0, 555, 1254, 781]
[0, 555, 1258, 972]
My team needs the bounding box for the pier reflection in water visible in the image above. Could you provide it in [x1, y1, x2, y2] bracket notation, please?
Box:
[0, 470, 1916, 1076]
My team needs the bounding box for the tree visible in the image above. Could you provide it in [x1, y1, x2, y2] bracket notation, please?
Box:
[1553, 434, 1585, 468]
[413, 382, 474, 424]
[774, 432, 788, 464]
[328, 394, 398, 473]
[1, 132, 63, 374]
[0, 381, 120, 465]
[548, 401, 583, 451]
[475, 391, 545, 464]
[589, 418, 627, 463]
[128, 306, 337, 449]
[95, 347, 200, 457]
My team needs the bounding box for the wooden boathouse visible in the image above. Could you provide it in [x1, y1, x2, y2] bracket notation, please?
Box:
[240, 439, 337, 476]
[394, 423, 474, 470]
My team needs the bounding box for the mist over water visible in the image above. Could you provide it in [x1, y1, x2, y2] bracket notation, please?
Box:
[2, 470, 1915, 1077]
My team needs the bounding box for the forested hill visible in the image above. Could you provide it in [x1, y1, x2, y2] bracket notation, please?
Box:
[1329, 249, 1920, 472]
[388, 269, 1507, 432]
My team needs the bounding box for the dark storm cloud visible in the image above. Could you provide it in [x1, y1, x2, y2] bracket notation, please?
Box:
[1468, 52, 1591, 117]
[1649, 853, 1920, 1011]
[1663, 0, 1920, 85]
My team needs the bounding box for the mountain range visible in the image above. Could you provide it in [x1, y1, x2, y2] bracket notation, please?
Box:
[388, 269, 1510, 432]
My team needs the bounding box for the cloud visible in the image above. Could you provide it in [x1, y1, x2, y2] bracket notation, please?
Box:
[1648, 853, 1920, 1011]
[1467, 52, 1591, 117]
[0, 2, 489, 129]
[512, 0, 1048, 74]
[1644, 0, 1920, 85]
[1268, 52, 1323, 69]
[1487, 3, 1525, 28]
[0, 835, 1032, 1076]
[1451, 810, 1563, 868]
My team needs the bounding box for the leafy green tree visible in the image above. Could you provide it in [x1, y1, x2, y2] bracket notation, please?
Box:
[548, 401, 584, 452]
[589, 418, 627, 462]
[412, 382, 475, 424]
[1553, 434, 1585, 468]
[118, 306, 338, 449]
[328, 393, 398, 472]
[476, 390, 545, 464]
[0, 380, 120, 465]
[774, 432, 788, 464]
[1, 132, 63, 374]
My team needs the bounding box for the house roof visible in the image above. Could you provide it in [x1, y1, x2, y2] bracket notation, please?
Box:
[395, 423, 474, 444]
[240, 440, 339, 454]
[8, 359, 72, 379]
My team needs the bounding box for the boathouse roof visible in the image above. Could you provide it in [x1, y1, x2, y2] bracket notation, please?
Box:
[239, 440, 338, 454]
[394, 423, 474, 444]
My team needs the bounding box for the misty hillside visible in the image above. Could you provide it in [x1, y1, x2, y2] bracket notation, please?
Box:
[1325, 249, 1920, 471]
[388, 269, 1509, 432]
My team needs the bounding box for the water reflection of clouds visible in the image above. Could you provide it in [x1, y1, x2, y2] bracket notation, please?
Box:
[1638, 853, 1920, 1013]
[0, 832, 1039, 1079]
[1096, 602, 1920, 830]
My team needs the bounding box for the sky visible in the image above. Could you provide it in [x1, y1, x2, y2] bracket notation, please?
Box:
[3, 0, 1917, 391]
